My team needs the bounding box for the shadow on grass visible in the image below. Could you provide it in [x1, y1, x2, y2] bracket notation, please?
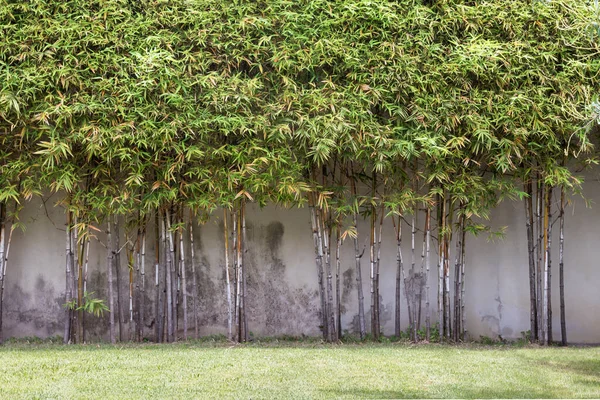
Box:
[320, 387, 563, 399]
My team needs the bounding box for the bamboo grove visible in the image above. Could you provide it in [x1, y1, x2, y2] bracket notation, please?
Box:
[0, 0, 598, 344]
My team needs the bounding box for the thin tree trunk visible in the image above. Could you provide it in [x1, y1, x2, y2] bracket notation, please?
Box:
[165, 209, 176, 342]
[559, 185, 567, 346]
[316, 204, 329, 340]
[236, 204, 245, 342]
[189, 213, 199, 339]
[444, 200, 452, 341]
[64, 210, 73, 344]
[546, 185, 553, 345]
[536, 178, 544, 342]
[454, 208, 463, 342]
[173, 209, 179, 336]
[410, 206, 417, 341]
[175, 207, 181, 336]
[155, 211, 164, 343]
[223, 209, 233, 341]
[82, 231, 90, 343]
[322, 208, 336, 342]
[397, 211, 413, 341]
[128, 241, 134, 341]
[460, 214, 467, 341]
[437, 196, 444, 339]
[524, 181, 537, 342]
[1, 208, 14, 344]
[114, 215, 124, 342]
[418, 211, 425, 334]
[73, 217, 82, 344]
[107, 219, 116, 344]
[233, 209, 239, 335]
[309, 191, 327, 339]
[375, 202, 384, 338]
[394, 213, 403, 338]
[162, 210, 169, 343]
[140, 225, 146, 341]
[370, 199, 377, 339]
[179, 212, 188, 340]
[1, 204, 15, 343]
[349, 163, 366, 340]
[424, 208, 432, 341]
[134, 228, 141, 341]
[0, 203, 6, 343]
[541, 183, 549, 345]
[237, 200, 248, 342]
[242, 200, 248, 342]
[335, 220, 342, 340]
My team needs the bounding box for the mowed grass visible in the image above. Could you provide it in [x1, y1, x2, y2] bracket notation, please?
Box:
[0, 342, 599, 399]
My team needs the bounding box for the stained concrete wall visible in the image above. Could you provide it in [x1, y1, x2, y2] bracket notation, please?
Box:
[4, 173, 600, 343]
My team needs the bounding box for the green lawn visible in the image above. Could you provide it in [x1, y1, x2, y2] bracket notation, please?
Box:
[0, 342, 598, 399]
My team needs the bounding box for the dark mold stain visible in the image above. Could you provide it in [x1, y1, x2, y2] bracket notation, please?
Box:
[243, 220, 320, 336]
[265, 221, 284, 254]
[341, 267, 354, 315]
[4, 277, 62, 337]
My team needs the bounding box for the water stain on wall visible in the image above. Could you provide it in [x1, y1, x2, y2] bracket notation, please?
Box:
[341, 267, 354, 315]
[244, 220, 320, 336]
[4, 276, 62, 337]
[195, 224, 226, 329]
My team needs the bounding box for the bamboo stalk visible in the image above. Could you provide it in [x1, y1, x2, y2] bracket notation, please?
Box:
[310, 191, 328, 339]
[335, 219, 342, 340]
[410, 206, 417, 341]
[418, 207, 425, 334]
[73, 216, 82, 344]
[424, 207, 432, 342]
[369, 201, 377, 339]
[559, 185, 567, 346]
[237, 200, 248, 342]
[155, 210, 163, 343]
[375, 201, 384, 338]
[242, 200, 248, 342]
[114, 215, 124, 342]
[174, 208, 180, 335]
[460, 213, 467, 341]
[235, 204, 243, 342]
[82, 232, 90, 343]
[64, 210, 73, 344]
[189, 213, 199, 340]
[140, 224, 146, 341]
[233, 208, 240, 334]
[107, 219, 116, 344]
[453, 207, 463, 342]
[134, 227, 141, 341]
[223, 209, 233, 341]
[546, 185, 553, 345]
[165, 208, 176, 342]
[321, 206, 336, 342]
[524, 181, 537, 342]
[349, 162, 366, 340]
[179, 211, 188, 341]
[0, 203, 6, 343]
[542, 183, 549, 345]
[444, 199, 452, 340]
[437, 195, 444, 339]
[394, 213, 403, 338]
[128, 240, 134, 341]
[536, 177, 544, 342]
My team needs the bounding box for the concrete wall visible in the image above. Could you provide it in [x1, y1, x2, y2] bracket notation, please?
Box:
[3, 173, 600, 343]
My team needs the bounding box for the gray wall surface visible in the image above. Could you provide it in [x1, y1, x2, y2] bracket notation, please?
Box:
[4, 173, 600, 343]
